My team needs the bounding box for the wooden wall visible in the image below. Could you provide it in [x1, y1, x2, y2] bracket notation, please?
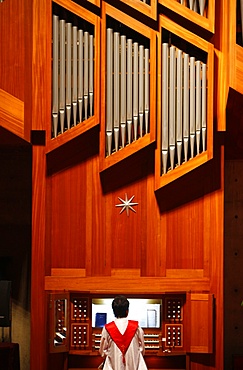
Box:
[0, 0, 230, 369]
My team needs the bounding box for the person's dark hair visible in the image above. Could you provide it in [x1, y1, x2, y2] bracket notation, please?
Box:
[112, 295, 129, 318]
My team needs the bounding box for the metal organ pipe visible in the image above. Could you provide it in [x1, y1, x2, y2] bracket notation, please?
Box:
[145, 48, 150, 135]
[183, 53, 189, 163]
[162, 43, 169, 175]
[84, 31, 89, 121]
[202, 63, 207, 152]
[106, 28, 113, 156]
[114, 32, 120, 152]
[133, 42, 139, 141]
[139, 45, 144, 138]
[66, 23, 72, 130]
[127, 39, 133, 145]
[199, 0, 206, 16]
[120, 35, 127, 148]
[104, 27, 150, 157]
[176, 49, 182, 166]
[190, 56, 196, 158]
[59, 19, 66, 134]
[51, 16, 95, 138]
[78, 29, 84, 123]
[72, 26, 78, 127]
[195, 60, 201, 155]
[161, 43, 208, 175]
[89, 34, 94, 118]
[169, 45, 176, 170]
[52, 15, 59, 138]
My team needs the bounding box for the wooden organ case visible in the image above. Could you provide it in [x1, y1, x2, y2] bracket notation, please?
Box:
[40, 0, 219, 370]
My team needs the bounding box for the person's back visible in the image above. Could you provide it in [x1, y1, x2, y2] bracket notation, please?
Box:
[99, 296, 147, 370]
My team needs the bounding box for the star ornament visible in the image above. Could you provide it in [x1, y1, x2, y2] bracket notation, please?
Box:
[115, 193, 139, 216]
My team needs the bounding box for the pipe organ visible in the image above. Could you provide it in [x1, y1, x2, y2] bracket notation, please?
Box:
[161, 41, 207, 175]
[105, 27, 150, 157]
[52, 12, 95, 138]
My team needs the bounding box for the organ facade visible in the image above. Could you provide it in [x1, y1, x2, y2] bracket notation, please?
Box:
[0, 0, 242, 370]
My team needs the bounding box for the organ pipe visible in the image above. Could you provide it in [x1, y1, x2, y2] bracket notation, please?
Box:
[127, 39, 133, 144]
[106, 28, 113, 156]
[162, 43, 169, 175]
[161, 43, 208, 175]
[133, 42, 139, 141]
[145, 48, 150, 135]
[139, 45, 144, 138]
[52, 15, 59, 138]
[190, 56, 196, 158]
[120, 35, 127, 148]
[183, 53, 189, 163]
[66, 23, 72, 130]
[78, 29, 84, 123]
[72, 26, 78, 127]
[59, 19, 66, 134]
[169, 45, 176, 170]
[51, 16, 95, 138]
[104, 27, 150, 157]
[202, 63, 207, 152]
[89, 34, 94, 118]
[196, 60, 201, 155]
[176, 49, 182, 166]
[84, 31, 89, 121]
[114, 32, 120, 152]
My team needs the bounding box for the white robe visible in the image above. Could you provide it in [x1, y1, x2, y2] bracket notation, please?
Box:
[99, 318, 148, 370]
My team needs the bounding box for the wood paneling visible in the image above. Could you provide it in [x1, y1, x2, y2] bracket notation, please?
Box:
[186, 293, 213, 354]
[45, 275, 210, 293]
[50, 162, 88, 268]
[0, 0, 25, 101]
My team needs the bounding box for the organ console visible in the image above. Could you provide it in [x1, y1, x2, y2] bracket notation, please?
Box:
[48, 291, 213, 363]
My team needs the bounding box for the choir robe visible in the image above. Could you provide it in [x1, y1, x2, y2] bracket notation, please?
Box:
[99, 317, 148, 370]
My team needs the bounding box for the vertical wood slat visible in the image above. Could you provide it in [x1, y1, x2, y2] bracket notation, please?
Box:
[31, 145, 48, 370]
[24, 0, 51, 369]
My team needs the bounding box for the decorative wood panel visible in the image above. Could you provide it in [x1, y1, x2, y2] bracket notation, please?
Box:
[99, 3, 156, 172]
[155, 15, 214, 190]
[45, 275, 210, 293]
[186, 293, 213, 353]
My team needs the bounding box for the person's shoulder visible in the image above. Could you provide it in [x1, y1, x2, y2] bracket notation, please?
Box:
[105, 321, 115, 330]
[128, 320, 139, 328]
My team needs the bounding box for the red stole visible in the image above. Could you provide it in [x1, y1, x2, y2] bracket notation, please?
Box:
[105, 320, 138, 364]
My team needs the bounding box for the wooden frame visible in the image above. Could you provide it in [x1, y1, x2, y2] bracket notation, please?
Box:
[118, 0, 157, 20]
[99, 2, 156, 172]
[46, 0, 100, 153]
[158, 0, 215, 34]
[155, 15, 214, 190]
